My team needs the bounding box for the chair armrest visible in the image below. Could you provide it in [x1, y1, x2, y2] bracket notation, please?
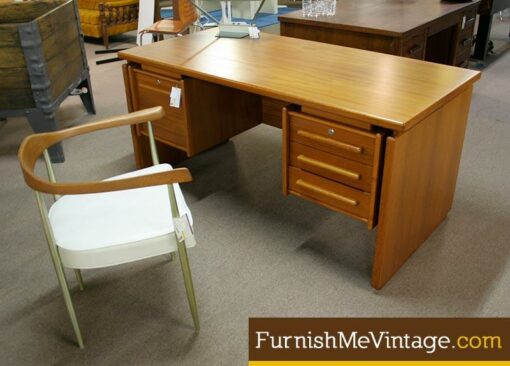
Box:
[24, 168, 192, 195]
[18, 107, 193, 195]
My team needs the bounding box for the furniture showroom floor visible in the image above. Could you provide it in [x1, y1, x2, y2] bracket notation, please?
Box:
[1, 22, 509, 364]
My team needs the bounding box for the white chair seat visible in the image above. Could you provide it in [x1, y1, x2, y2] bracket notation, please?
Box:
[49, 164, 194, 269]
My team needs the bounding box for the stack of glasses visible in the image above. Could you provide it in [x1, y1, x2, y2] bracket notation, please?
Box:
[302, 0, 337, 17]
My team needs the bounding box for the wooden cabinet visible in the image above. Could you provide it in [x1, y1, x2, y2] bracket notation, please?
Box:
[123, 63, 262, 167]
[283, 109, 384, 229]
[453, 7, 477, 67]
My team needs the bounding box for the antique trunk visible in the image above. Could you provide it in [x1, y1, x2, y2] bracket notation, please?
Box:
[0, 0, 95, 162]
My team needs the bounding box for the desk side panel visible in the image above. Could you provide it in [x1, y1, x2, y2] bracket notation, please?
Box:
[123, 63, 148, 168]
[371, 86, 473, 289]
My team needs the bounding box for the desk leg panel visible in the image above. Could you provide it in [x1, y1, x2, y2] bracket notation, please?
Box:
[123, 64, 147, 168]
[473, 14, 493, 61]
[371, 87, 473, 289]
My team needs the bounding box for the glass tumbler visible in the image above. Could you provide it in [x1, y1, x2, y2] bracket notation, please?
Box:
[326, 0, 336, 16]
[302, 0, 313, 17]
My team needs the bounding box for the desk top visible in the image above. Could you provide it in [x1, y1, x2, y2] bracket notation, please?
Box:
[278, 0, 480, 37]
[119, 29, 480, 131]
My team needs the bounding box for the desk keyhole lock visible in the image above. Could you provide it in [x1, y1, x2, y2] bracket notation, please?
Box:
[156, 79, 161, 86]
[328, 128, 335, 136]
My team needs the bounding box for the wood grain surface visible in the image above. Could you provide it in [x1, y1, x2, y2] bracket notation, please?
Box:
[119, 29, 480, 132]
[18, 107, 192, 195]
[371, 86, 474, 289]
[278, 0, 480, 36]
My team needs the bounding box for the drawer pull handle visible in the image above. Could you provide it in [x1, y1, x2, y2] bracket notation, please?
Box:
[296, 179, 358, 206]
[297, 130, 363, 154]
[461, 37, 472, 47]
[297, 155, 360, 180]
[465, 17, 475, 26]
[408, 44, 423, 55]
[156, 79, 161, 85]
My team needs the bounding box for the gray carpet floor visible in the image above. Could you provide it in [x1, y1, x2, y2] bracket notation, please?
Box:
[1, 20, 509, 365]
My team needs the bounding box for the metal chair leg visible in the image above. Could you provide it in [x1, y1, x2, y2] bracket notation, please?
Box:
[74, 269, 85, 291]
[176, 241, 200, 332]
[56, 268, 84, 348]
[35, 192, 85, 348]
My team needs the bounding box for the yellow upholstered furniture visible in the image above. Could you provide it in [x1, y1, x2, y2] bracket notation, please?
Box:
[78, 0, 139, 48]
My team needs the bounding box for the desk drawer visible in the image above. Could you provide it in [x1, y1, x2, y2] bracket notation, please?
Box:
[283, 108, 384, 229]
[288, 111, 377, 165]
[456, 30, 474, 57]
[402, 33, 426, 60]
[455, 48, 471, 68]
[132, 69, 188, 151]
[290, 142, 373, 192]
[289, 167, 371, 221]
[461, 7, 477, 31]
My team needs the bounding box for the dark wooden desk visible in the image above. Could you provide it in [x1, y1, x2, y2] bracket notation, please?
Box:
[473, 0, 510, 61]
[279, 0, 480, 68]
[119, 29, 479, 289]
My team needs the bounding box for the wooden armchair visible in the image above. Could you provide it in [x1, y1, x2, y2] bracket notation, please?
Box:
[78, 0, 139, 48]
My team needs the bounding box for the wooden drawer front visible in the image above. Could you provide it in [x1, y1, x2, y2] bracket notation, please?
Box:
[461, 7, 477, 31]
[402, 33, 426, 60]
[289, 111, 376, 165]
[290, 142, 373, 192]
[289, 167, 370, 221]
[456, 30, 474, 56]
[133, 69, 188, 150]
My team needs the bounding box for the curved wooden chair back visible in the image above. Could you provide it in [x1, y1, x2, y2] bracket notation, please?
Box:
[140, 0, 198, 39]
[18, 106, 192, 195]
[174, 0, 198, 26]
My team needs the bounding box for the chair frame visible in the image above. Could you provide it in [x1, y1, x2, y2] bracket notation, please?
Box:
[18, 106, 199, 348]
[139, 0, 200, 44]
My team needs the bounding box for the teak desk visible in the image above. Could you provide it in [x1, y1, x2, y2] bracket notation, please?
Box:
[279, 0, 480, 68]
[119, 30, 480, 289]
